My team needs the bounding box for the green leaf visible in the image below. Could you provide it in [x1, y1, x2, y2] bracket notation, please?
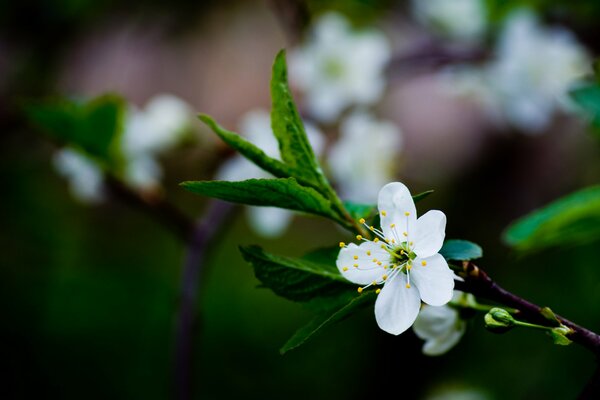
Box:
[181, 178, 337, 219]
[280, 291, 376, 354]
[270, 50, 323, 185]
[198, 114, 295, 180]
[503, 185, 600, 252]
[440, 239, 483, 261]
[239, 245, 351, 303]
[27, 94, 125, 163]
[413, 189, 434, 203]
[548, 328, 573, 346]
[570, 84, 600, 134]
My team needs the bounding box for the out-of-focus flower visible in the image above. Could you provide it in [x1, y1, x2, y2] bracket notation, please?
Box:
[413, 291, 470, 356]
[412, 0, 487, 42]
[426, 386, 491, 400]
[337, 182, 454, 335]
[289, 12, 391, 123]
[217, 109, 325, 237]
[53, 148, 104, 203]
[328, 112, 402, 203]
[122, 94, 194, 189]
[487, 11, 589, 132]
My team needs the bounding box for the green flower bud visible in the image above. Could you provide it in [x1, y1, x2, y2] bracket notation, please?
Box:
[484, 308, 515, 333]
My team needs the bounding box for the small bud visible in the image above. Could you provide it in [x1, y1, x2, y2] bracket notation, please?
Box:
[540, 307, 561, 327]
[484, 308, 515, 333]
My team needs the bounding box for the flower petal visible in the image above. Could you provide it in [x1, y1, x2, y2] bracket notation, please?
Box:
[377, 182, 416, 240]
[413, 304, 459, 341]
[374, 273, 421, 335]
[412, 210, 446, 258]
[336, 242, 390, 285]
[422, 321, 465, 356]
[411, 253, 454, 306]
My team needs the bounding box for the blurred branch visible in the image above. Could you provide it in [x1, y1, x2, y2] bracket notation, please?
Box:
[267, 0, 309, 45]
[174, 200, 234, 400]
[455, 261, 600, 355]
[106, 175, 194, 240]
[579, 362, 600, 400]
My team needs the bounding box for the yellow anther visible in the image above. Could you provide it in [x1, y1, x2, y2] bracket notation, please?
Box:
[385, 239, 391, 244]
[372, 281, 377, 286]
[356, 235, 363, 241]
[383, 265, 388, 270]
[407, 264, 412, 271]
[377, 261, 382, 266]
[353, 255, 358, 260]
[353, 263, 358, 268]
[406, 283, 411, 289]
[409, 241, 414, 246]
[357, 287, 363, 294]
[400, 250, 405, 255]
[421, 260, 427, 266]
[381, 210, 387, 217]
[359, 218, 366, 224]
[369, 226, 375, 231]
[342, 267, 349, 271]
[380, 245, 386, 249]
[373, 238, 379, 243]
[382, 274, 388, 280]
[372, 258, 378, 263]
[339, 242, 345, 248]
[390, 223, 396, 228]
[404, 211, 410, 216]
[376, 289, 381, 294]
[403, 232, 408, 237]
[391, 239, 396, 244]
[366, 251, 371, 256]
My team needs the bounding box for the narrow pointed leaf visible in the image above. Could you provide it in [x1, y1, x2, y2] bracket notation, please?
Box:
[181, 178, 336, 219]
[240, 245, 351, 303]
[270, 50, 322, 184]
[198, 114, 295, 179]
[280, 292, 376, 354]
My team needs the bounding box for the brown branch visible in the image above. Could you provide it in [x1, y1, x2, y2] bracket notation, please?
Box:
[454, 261, 600, 355]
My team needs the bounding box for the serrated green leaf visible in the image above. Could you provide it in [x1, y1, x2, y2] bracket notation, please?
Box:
[198, 114, 295, 180]
[440, 239, 483, 261]
[181, 178, 338, 220]
[570, 84, 600, 134]
[240, 245, 351, 303]
[280, 292, 376, 354]
[503, 185, 600, 252]
[270, 50, 323, 185]
[27, 94, 125, 163]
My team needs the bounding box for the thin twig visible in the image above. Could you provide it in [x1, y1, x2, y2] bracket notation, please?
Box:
[454, 261, 600, 354]
[174, 200, 234, 400]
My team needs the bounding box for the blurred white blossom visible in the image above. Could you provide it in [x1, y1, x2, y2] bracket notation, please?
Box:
[328, 112, 402, 203]
[217, 109, 325, 237]
[53, 148, 104, 203]
[441, 10, 589, 133]
[122, 94, 193, 189]
[413, 291, 470, 356]
[412, 0, 487, 42]
[488, 11, 589, 132]
[289, 12, 391, 122]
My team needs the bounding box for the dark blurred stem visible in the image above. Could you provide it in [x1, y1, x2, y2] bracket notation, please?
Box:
[106, 175, 194, 241]
[455, 261, 600, 398]
[174, 200, 234, 400]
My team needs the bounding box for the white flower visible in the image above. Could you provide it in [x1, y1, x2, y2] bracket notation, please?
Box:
[336, 182, 454, 335]
[217, 109, 325, 237]
[53, 148, 104, 203]
[289, 12, 391, 122]
[328, 112, 403, 203]
[412, 0, 487, 42]
[122, 94, 193, 189]
[487, 10, 589, 132]
[413, 291, 469, 356]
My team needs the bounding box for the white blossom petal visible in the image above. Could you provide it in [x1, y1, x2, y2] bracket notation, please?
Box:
[377, 182, 416, 239]
[336, 242, 390, 285]
[411, 253, 454, 306]
[413, 303, 459, 340]
[375, 273, 421, 335]
[412, 210, 446, 258]
[422, 323, 466, 356]
[247, 206, 293, 238]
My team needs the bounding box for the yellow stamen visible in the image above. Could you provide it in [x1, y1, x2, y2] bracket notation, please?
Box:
[357, 287, 363, 294]
[409, 241, 414, 246]
[406, 283, 411, 289]
[382, 274, 388, 280]
[390, 223, 396, 228]
[373, 238, 379, 243]
[353, 255, 358, 260]
[366, 251, 371, 256]
[372, 281, 377, 286]
[376, 289, 381, 294]
[359, 218, 366, 224]
[342, 267, 348, 271]
[372, 259, 378, 263]
[381, 210, 387, 217]
[377, 261, 382, 266]
[369, 226, 375, 231]
[353, 263, 358, 268]
[407, 264, 412, 271]
[421, 260, 427, 266]
[339, 242, 345, 248]
[403, 232, 408, 237]
[404, 211, 410, 216]
[356, 235, 363, 241]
